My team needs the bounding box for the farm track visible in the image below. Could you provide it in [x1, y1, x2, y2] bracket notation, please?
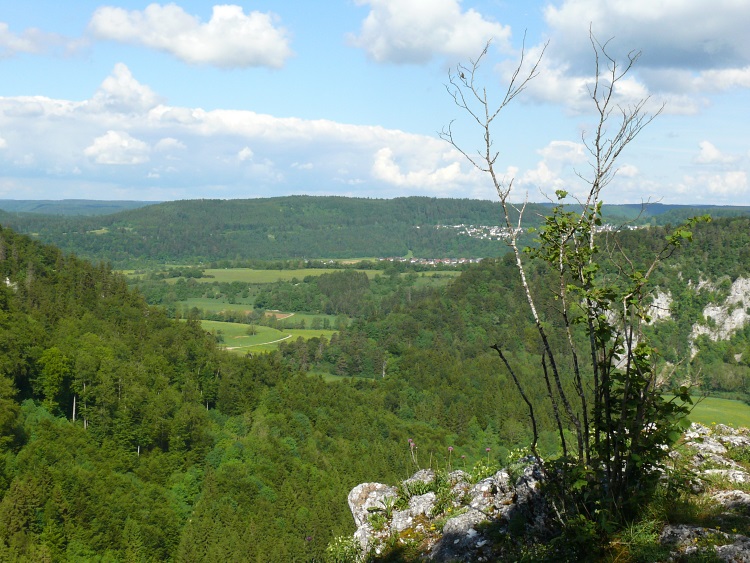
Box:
[227, 334, 293, 350]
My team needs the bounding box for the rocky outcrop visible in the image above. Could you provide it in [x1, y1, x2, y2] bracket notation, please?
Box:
[347, 460, 550, 562]
[648, 289, 673, 323]
[646, 423, 750, 561]
[690, 277, 750, 356]
[346, 424, 750, 561]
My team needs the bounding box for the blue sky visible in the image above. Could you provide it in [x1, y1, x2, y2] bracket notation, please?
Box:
[0, 1, 748, 204]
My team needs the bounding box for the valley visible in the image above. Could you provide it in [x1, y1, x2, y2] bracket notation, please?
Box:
[0, 197, 749, 561]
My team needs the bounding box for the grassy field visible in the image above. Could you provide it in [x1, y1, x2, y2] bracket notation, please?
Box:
[412, 271, 461, 288]
[181, 302, 342, 325]
[165, 267, 463, 284]
[275, 312, 343, 326]
[684, 396, 750, 428]
[183, 297, 254, 314]
[199, 319, 336, 355]
[179, 268, 377, 284]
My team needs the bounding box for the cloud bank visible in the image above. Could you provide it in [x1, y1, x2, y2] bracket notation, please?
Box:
[508, 0, 750, 115]
[350, 0, 510, 64]
[0, 64, 482, 200]
[89, 4, 293, 68]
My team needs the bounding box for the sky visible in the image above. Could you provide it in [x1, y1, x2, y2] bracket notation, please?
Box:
[0, 1, 748, 205]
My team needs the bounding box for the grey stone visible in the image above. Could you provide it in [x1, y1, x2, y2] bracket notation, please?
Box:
[405, 468, 435, 485]
[468, 477, 496, 512]
[390, 509, 413, 533]
[713, 489, 750, 511]
[688, 436, 728, 455]
[431, 509, 490, 562]
[409, 492, 436, 517]
[703, 469, 750, 483]
[353, 522, 374, 553]
[660, 524, 750, 562]
[715, 538, 750, 562]
[347, 482, 397, 527]
[685, 423, 712, 440]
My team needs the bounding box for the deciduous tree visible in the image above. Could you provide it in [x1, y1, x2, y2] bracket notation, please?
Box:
[442, 31, 703, 521]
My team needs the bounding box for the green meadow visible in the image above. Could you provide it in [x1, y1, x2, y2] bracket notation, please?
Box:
[685, 396, 750, 429]
[199, 319, 336, 354]
[183, 297, 254, 314]
[182, 268, 376, 283]
[165, 267, 462, 284]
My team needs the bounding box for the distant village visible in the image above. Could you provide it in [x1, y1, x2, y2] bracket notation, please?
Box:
[433, 222, 642, 240]
[377, 223, 642, 266]
[378, 256, 483, 266]
[433, 223, 523, 240]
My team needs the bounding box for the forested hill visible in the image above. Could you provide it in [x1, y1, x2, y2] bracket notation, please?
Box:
[2, 196, 748, 267]
[0, 199, 155, 216]
[0, 224, 461, 561]
[1, 215, 750, 560]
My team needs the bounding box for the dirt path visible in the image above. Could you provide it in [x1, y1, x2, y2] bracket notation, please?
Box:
[226, 334, 293, 350]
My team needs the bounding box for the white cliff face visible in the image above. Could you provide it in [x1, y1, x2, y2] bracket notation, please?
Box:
[649, 290, 673, 323]
[691, 277, 750, 357]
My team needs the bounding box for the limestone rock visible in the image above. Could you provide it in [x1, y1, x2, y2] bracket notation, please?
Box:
[347, 482, 397, 528]
[702, 469, 750, 483]
[346, 461, 549, 562]
[713, 489, 750, 511]
[690, 277, 750, 356]
[409, 492, 436, 517]
[344, 424, 750, 561]
[661, 524, 750, 562]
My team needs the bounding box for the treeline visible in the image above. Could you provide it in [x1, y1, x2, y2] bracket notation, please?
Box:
[0, 196, 536, 266]
[6, 196, 746, 268]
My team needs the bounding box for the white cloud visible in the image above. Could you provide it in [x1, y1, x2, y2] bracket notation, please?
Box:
[680, 170, 748, 197]
[84, 131, 150, 165]
[504, 43, 670, 116]
[350, 0, 510, 64]
[708, 171, 747, 195]
[499, 0, 750, 116]
[238, 147, 254, 162]
[0, 63, 486, 196]
[694, 141, 737, 165]
[0, 22, 73, 57]
[510, 141, 646, 201]
[88, 4, 292, 68]
[12, 63, 744, 203]
[372, 146, 463, 187]
[87, 63, 163, 114]
[0, 136, 7, 149]
[537, 140, 587, 163]
[14, 154, 35, 166]
[544, 0, 750, 72]
[618, 164, 639, 178]
[154, 137, 186, 152]
[511, 140, 587, 194]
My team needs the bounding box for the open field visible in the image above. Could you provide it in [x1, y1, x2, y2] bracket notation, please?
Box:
[181, 302, 343, 325]
[160, 267, 463, 284]
[176, 268, 377, 284]
[412, 272, 461, 288]
[183, 297, 254, 314]
[685, 396, 750, 428]
[199, 319, 336, 355]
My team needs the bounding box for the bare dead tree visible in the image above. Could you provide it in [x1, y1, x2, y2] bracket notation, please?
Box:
[442, 30, 699, 521]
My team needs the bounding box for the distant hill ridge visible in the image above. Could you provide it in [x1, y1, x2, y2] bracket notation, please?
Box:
[0, 196, 748, 266]
[0, 199, 158, 216]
